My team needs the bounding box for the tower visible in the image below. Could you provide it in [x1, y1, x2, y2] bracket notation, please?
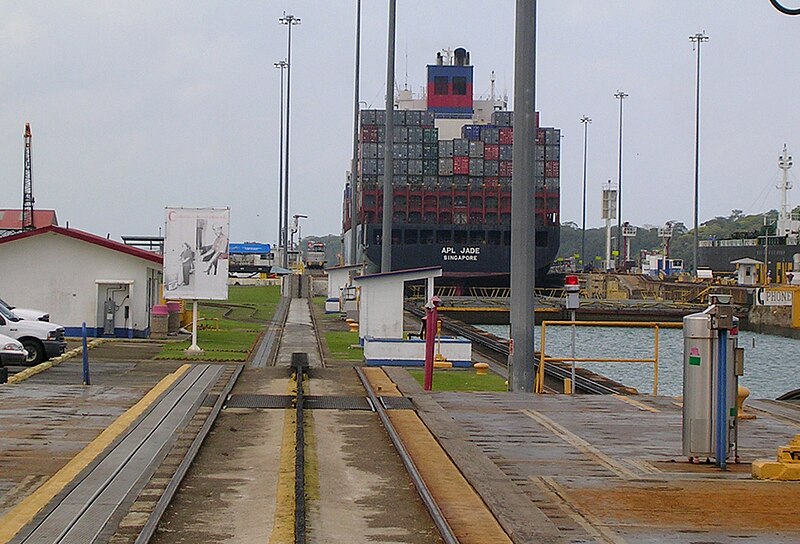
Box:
[21, 123, 34, 231]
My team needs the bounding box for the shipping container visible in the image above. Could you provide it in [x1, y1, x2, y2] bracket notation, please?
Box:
[545, 144, 560, 161]
[469, 140, 485, 158]
[423, 160, 438, 176]
[469, 158, 484, 176]
[408, 126, 424, 143]
[423, 127, 439, 143]
[454, 156, 470, 175]
[423, 175, 438, 187]
[535, 129, 545, 145]
[484, 144, 500, 161]
[409, 159, 423, 176]
[499, 160, 513, 177]
[438, 158, 454, 176]
[544, 160, 560, 178]
[535, 145, 545, 161]
[484, 160, 499, 177]
[482, 126, 500, 145]
[438, 140, 454, 158]
[423, 143, 438, 160]
[463, 125, 483, 141]
[499, 145, 513, 161]
[499, 128, 514, 145]
[545, 128, 560, 145]
[453, 138, 470, 157]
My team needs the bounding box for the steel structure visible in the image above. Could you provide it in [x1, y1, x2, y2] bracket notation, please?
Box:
[613, 90, 628, 268]
[22, 123, 34, 231]
[690, 32, 709, 276]
[279, 12, 301, 269]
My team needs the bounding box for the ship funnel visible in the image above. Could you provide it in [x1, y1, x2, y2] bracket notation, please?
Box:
[436, 51, 443, 66]
[454, 47, 469, 66]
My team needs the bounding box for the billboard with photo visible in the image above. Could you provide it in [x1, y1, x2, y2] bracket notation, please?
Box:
[163, 207, 230, 300]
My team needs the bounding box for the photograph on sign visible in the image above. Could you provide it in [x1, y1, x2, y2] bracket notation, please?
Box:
[163, 207, 230, 300]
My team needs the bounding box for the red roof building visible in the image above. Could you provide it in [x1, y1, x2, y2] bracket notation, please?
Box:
[0, 209, 58, 235]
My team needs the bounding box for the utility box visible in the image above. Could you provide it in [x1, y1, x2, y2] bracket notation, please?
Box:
[682, 305, 740, 461]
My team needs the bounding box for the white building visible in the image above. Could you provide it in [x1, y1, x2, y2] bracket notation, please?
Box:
[0, 226, 163, 338]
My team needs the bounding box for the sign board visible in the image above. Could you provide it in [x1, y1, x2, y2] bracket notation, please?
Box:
[754, 288, 793, 306]
[163, 207, 230, 300]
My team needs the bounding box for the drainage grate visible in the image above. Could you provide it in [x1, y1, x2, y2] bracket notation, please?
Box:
[226, 394, 294, 409]
[380, 396, 415, 410]
[304, 396, 372, 410]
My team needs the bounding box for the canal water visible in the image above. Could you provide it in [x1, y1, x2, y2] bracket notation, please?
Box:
[476, 324, 800, 400]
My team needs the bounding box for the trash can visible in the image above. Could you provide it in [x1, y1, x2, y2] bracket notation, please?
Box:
[166, 301, 182, 336]
[151, 305, 169, 339]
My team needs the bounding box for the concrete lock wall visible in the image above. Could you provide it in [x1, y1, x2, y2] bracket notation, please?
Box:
[0, 233, 158, 337]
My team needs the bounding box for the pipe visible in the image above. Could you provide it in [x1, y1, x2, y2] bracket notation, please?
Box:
[717, 328, 728, 468]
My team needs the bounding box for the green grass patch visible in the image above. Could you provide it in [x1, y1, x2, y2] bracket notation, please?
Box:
[324, 331, 362, 361]
[155, 285, 280, 361]
[407, 369, 508, 392]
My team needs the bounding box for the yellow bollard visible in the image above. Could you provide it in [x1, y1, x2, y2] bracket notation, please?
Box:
[474, 362, 489, 375]
[564, 378, 572, 395]
[753, 434, 800, 480]
[737, 385, 756, 420]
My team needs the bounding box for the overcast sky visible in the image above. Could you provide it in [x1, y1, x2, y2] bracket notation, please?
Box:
[1, 2, 799, 243]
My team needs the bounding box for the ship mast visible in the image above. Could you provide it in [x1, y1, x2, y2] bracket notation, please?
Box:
[777, 145, 794, 237]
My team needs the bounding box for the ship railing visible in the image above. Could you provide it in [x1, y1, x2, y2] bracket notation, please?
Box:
[534, 320, 682, 395]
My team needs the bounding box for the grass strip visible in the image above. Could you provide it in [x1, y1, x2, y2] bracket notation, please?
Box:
[407, 368, 508, 392]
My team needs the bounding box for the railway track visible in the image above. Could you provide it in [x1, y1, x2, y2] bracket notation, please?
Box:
[405, 303, 629, 395]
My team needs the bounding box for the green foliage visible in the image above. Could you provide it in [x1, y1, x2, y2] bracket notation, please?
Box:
[407, 369, 508, 392]
[558, 210, 778, 270]
[324, 331, 362, 360]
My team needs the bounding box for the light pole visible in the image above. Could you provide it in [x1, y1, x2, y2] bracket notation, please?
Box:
[381, 0, 397, 272]
[580, 115, 591, 268]
[690, 32, 708, 277]
[349, 0, 362, 265]
[613, 91, 628, 269]
[274, 60, 288, 261]
[279, 12, 300, 269]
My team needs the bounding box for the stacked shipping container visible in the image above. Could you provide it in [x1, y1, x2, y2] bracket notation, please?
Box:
[344, 109, 560, 233]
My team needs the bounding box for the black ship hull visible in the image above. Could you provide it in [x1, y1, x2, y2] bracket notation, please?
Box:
[357, 223, 559, 286]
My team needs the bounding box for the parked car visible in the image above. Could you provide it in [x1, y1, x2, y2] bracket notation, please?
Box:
[0, 332, 26, 366]
[0, 304, 66, 365]
[0, 297, 49, 321]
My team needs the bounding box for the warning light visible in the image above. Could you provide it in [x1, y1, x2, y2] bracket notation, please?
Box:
[564, 275, 580, 295]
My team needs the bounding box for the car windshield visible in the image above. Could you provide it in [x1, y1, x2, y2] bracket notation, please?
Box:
[0, 303, 21, 322]
[0, 297, 11, 308]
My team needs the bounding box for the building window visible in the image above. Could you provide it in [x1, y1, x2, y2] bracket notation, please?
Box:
[453, 76, 467, 95]
[434, 76, 448, 95]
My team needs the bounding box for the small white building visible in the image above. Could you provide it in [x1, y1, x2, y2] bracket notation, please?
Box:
[0, 226, 163, 338]
[732, 257, 762, 286]
[324, 263, 363, 313]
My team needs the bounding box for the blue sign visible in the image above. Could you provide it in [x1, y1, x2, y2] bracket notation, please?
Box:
[229, 243, 271, 255]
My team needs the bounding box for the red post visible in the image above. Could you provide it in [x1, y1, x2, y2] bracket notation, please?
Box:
[423, 296, 440, 391]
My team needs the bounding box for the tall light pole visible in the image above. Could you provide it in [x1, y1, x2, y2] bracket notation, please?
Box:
[279, 12, 300, 269]
[690, 32, 708, 277]
[510, 0, 537, 393]
[381, 0, 397, 272]
[613, 90, 628, 269]
[580, 115, 591, 268]
[349, 0, 362, 265]
[274, 60, 288, 259]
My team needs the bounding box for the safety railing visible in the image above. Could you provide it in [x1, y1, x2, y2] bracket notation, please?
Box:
[534, 320, 683, 395]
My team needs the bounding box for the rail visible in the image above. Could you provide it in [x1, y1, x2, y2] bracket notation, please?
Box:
[534, 321, 683, 395]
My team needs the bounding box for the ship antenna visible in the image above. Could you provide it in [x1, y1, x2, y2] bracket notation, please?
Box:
[404, 38, 409, 90]
[778, 144, 794, 231]
[490, 70, 496, 101]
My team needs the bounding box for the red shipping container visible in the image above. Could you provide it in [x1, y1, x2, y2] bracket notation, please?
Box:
[453, 156, 470, 175]
[499, 161, 513, 177]
[545, 160, 560, 177]
[484, 144, 500, 161]
[535, 129, 546, 145]
[499, 128, 514, 145]
[484, 176, 499, 188]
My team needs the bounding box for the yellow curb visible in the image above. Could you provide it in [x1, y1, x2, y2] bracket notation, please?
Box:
[269, 375, 296, 543]
[0, 363, 191, 543]
[6, 338, 107, 385]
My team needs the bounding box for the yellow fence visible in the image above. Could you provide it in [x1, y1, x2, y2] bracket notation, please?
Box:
[534, 320, 683, 395]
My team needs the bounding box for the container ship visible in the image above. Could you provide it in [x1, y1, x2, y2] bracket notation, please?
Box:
[342, 48, 560, 287]
[699, 145, 800, 283]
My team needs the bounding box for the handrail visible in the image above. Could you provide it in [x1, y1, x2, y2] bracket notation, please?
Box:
[534, 320, 682, 395]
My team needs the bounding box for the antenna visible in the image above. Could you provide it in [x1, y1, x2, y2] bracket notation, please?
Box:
[21, 123, 34, 231]
[490, 70, 496, 101]
[404, 38, 409, 90]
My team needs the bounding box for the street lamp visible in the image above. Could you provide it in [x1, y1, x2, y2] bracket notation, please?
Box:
[349, 0, 362, 265]
[690, 31, 708, 277]
[381, 0, 397, 272]
[274, 60, 288, 259]
[580, 115, 591, 268]
[613, 90, 628, 269]
[279, 12, 301, 269]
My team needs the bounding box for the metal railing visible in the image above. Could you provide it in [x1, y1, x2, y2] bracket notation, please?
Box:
[534, 320, 683, 395]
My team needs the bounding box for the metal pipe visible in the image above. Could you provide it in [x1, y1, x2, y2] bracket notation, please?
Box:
[381, 0, 396, 272]
[349, 0, 362, 265]
[510, 0, 537, 392]
[653, 325, 660, 395]
[274, 61, 288, 253]
[717, 328, 728, 468]
[580, 116, 591, 267]
[355, 368, 458, 544]
[614, 91, 628, 268]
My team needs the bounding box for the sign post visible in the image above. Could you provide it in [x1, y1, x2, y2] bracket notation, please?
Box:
[162, 207, 230, 355]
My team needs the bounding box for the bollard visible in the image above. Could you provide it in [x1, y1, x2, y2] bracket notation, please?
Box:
[564, 377, 572, 394]
[474, 362, 489, 375]
[82, 322, 90, 386]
